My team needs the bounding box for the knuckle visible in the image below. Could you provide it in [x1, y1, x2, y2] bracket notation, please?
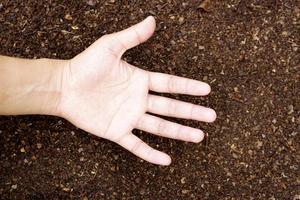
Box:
[100, 34, 112, 42]
[190, 104, 195, 119]
[131, 140, 143, 153]
[176, 125, 184, 140]
[167, 75, 174, 92]
[157, 119, 166, 134]
[168, 100, 177, 116]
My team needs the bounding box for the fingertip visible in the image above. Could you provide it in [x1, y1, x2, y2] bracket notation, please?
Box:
[207, 109, 217, 122]
[195, 82, 211, 96]
[164, 155, 172, 166]
[159, 153, 172, 166]
[149, 149, 171, 166]
[206, 83, 212, 94]
[196, 130, 205, 143]
[144, 16, 156, 32]
[203, 83, 211, 95]
[145, 16, 156, 24]
[190, 129, 204, 143]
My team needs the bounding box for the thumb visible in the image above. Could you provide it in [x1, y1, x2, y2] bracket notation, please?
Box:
[109, 16, 156, 54]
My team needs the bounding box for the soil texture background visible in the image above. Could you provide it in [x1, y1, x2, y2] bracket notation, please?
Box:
[0, 0, 299, 199]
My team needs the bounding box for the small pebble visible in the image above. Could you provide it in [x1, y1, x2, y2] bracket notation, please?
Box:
[64, 14, 73, 21]
[198, 45, 205, 50]
[181, 177, 186, 184]
[78, 148, 84, 153]
[256, 141, 263, 149]
[62, 187, 70, 192]
[179, 17, 185, 25]
[37, 143, 42, 149]
[11, 185, 17, 189]
[182, 189, 189, 194]
[86, 0, 96, 6]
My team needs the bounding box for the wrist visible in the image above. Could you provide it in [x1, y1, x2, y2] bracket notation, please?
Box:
[0, 56, 68, 116]
[35, 58, 69, 116]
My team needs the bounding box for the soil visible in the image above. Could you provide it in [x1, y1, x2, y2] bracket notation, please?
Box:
[0, 0, 299, 199]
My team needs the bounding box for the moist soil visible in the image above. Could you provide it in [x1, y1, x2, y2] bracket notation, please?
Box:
[0, 0, 299, 199]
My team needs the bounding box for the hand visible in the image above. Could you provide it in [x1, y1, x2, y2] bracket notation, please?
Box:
[57, 16, 216, 165]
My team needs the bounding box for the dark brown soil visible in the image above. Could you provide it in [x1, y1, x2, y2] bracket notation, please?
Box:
[0, 0, 299, 199]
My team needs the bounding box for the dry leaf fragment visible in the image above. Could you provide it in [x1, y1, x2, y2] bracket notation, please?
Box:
[199, 0, 211, 12]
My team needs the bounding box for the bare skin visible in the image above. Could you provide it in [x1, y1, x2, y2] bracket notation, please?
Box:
[0, 16, 216, 165]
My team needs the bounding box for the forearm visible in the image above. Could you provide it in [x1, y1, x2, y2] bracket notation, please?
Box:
[0, 55, 67, 116]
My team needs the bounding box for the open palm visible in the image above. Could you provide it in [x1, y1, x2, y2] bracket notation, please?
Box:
[58, 17, 216, 165]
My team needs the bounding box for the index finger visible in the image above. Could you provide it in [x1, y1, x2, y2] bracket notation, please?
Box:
[148, 72, 211, 96]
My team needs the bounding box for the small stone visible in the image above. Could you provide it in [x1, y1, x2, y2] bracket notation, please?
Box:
[293, 194, 300, 200]
[113, 154, 119, 160]
[178, 17, 185, 25]
[83, 197, 89, 200]
[37, 143, 42, 149]
[20, 147, 26, 153]
[64, 14, 73, 21]
[110, 166, 116, 172]
[71, 25, 79, 30]
[198, 45, 205, 50]
[139, 188, 146, 195]
[288, 105, 294, 114]
[232, 153, 239, 159]
[86, 0, 96, 6]
[170, 167, 175, 173]
[248, 150, 253, 155]
[11, 184, 17, 190]
[256, 141, 263, 149]
[135, 177, 141, 184]
[182, 189, 189, 194]
[281, 31, 289, 37]
[78, 148, 84, 153]
[62, 187, 70, 192]
[31, 155, 37, 161]
[181, 177, 186, 184]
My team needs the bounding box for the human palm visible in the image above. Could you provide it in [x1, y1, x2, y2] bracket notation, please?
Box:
[58, 17, 216, 165]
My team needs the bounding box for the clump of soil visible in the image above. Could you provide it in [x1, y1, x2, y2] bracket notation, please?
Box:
[0, 0, 299, 199]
